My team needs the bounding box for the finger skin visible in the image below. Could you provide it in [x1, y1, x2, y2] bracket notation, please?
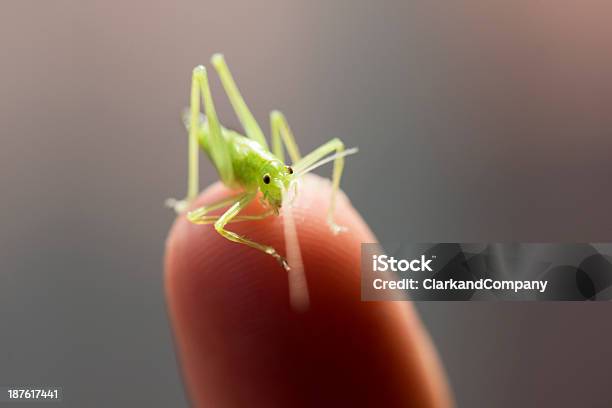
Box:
[165, 174, 453, 407]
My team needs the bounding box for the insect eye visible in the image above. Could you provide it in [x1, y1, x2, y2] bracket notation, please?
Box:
[286, 166, 294, 174]
[263, 174, 271, 184]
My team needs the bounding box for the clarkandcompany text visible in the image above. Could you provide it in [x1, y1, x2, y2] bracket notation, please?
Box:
[373, 278, 548, 293]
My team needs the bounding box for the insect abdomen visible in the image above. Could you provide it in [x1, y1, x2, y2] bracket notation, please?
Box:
[197, 123, 280, 189]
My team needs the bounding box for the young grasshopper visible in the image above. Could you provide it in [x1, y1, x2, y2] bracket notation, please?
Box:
[167, 54, 357, 310]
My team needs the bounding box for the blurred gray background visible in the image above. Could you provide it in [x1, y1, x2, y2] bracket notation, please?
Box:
[1, 1, 612, 406]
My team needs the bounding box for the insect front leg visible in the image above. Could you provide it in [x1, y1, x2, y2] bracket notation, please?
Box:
[294, 138, 347, 234]
[188, 209, 275, 225]
[270, 110, 302, 164]
[186, 192, 247, 224]
[214, 192, 289, 270]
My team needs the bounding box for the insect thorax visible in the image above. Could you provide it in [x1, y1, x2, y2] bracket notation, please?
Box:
[226, 134, 284, 188]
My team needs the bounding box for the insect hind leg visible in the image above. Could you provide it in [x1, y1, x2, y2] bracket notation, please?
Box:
[211, 54, 269, 150]
[165, 67, 208, 213]
[294, 138, 347, 234]
[270, 110, 302, 164]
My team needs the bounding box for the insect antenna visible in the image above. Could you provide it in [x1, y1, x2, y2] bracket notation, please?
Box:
[281, 184, 309, 312]
[294, 147, 359, 177]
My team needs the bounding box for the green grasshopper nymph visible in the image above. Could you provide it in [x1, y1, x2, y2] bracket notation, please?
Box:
[166, 54, 358, 310]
